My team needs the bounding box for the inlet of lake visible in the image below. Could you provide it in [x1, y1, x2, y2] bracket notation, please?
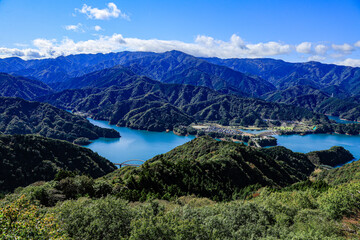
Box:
[87, 118, 360, 164]
[87, 119, 195, 165]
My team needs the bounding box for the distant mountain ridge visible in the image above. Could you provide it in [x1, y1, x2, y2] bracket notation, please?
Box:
[3, 51, 360, 122]
[0, 51, 276, 97]
[119, 50, 275, 97]
[202, 57, 360, 97]
[38, 65, 326, 131]
[3, 51, 360, 97]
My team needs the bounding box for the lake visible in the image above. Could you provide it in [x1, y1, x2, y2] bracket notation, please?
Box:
[275, 133, 360, 161]
[327, 115, 358, 124]
[86, 119, 195, 164]
[86, 118, 360, 166]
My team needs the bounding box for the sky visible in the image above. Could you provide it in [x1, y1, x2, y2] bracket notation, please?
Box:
[1, 0, 360, 66]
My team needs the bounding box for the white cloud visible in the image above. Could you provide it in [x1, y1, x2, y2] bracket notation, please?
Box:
[3, 34, 360, 67]
[308, 55, 326, 62]
[355, 41, 360, 47]
[0, 34, 292, 60]
[314, 44, 328, 55]
[296, 42, 312, 54]
[332, 43, 354, 54]
[77, 2, 129, 20]
[0, 47, 45, 59]
[336, 58, 360, 67]
[65, 23, 84, 32]
[94, 25, 103, 31]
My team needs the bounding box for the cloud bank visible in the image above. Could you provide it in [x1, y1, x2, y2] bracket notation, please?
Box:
[1, 33, 360, 67]
[0, 34, 292, 60]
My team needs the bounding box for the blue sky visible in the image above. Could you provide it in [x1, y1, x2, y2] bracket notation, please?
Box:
[1, 0, 360, 66]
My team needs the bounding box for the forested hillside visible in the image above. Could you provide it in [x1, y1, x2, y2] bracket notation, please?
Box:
[101, 136, 351, 201]
[0, 134, 116, 192]
[0, 72, 53, 99]
[263, 85, 360, 121]
[0, 97, 120, 141]
[38, 66, 327, 131]
[1, 136, 359, 239]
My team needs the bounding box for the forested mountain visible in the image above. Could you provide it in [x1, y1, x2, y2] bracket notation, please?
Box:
[0, 97, 119, 141]
[3, 51, 360, 121]
[38, 66, 326, 131]
[3, 51, 360, 97]
[119, 50, 276, 97]
[53, 65, 138, 91]
[103, 136, 351, 201]
[0, 51, 276, 97]
[203, 57, 360, 96]
[263, 85, 360, 121]
[0, 134, 116, 192]
[0, 72, 53, 100]
[0, 52, 154, 83]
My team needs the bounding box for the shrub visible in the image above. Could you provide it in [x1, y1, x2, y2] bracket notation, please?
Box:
[58, 196, 133, 240]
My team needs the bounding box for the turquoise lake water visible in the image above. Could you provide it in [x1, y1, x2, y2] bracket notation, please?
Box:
[86, 119, 195, 164]
[327, 115, 358, 124]
[86, 118, 360, 165]
[275, 134, 360, 161]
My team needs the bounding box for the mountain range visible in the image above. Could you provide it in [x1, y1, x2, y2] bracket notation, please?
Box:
[37, 65, 325, 131]
[2, 50, 360, 122]
[2, 50, 360, 130]
[203, 57, 360, 96]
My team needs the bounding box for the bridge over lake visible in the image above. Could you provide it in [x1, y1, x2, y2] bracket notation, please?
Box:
[114, 159, 145, 168]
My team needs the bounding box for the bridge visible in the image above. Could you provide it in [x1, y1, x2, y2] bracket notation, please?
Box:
[114, 159, 145, 168]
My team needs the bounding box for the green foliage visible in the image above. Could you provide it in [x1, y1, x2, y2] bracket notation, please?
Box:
[54, 169, 77, 181]
[58, 196, 133, 240]
[315, 159, 360, 185]
[0, 134, 116, 192]
[3, 169, 360, 239]
[315, 123, 360, 135]
[73, 137, 91, 145]
[0, 195, 67, 239]
[281, 180, 330, 192]
[318, 181, 360, 219]
[111, 137, 316, 201]
[56, 175, 95, 199]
